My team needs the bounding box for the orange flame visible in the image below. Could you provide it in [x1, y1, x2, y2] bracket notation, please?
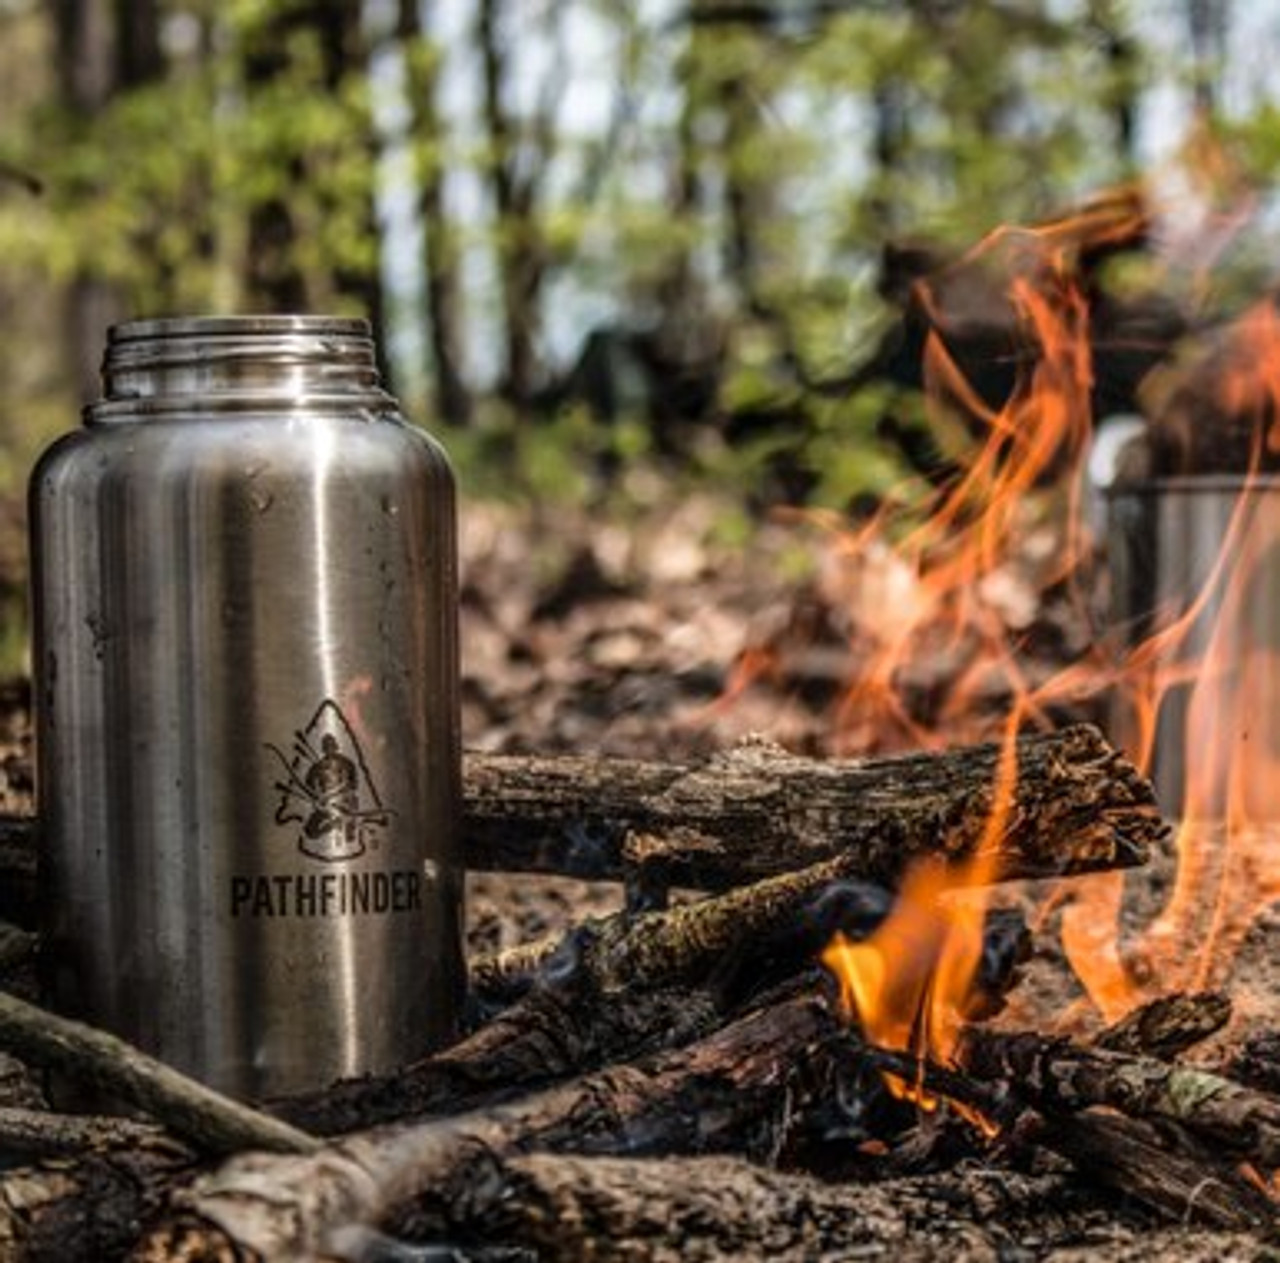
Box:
[1059, 299, 1280, 1017]
[795, 167, 1280, 1041]
[821, 721, 1017, 1129]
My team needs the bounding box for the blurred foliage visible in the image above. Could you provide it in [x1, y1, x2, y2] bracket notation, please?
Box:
[0, 0, 1276, 577]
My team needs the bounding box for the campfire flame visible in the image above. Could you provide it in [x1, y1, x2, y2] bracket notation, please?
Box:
[821, 722, 1016, 1127]
[1060, 299, 1280, 1017]
[791, 172, 1280, 1073]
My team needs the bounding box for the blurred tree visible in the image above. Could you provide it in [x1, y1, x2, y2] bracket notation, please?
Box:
[397, 0, 471, 424]
[53, 0, 164, 397]
[2, 0, 1279, 521]
[477, 0, 565, 406]
[238, 0, 385, 346]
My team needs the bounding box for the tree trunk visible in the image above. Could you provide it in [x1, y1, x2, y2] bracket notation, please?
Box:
[397, 0, 471, 424]
[477, 0, 554, 406]
[52, 0, 126, 400]
[241, 0, 384, 333]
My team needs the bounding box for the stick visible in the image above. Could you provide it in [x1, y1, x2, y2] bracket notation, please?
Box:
[0, 990, 318, 1156]
[137, 990, 843, 1263]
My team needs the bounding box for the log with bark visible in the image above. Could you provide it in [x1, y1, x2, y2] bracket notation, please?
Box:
[962, 1027, 1280, 1171]
[461, 724, 1162, 892]
[0, 725, 1162, 916]
[865, 1039, 1279, 1236]
[371, 1153, 1100, 1262]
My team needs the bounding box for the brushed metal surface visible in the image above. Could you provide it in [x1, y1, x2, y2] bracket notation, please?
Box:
[30, 316, 464, 1100]
[1107, 477, 1280, 819]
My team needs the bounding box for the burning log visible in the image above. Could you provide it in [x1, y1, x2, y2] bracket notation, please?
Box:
[867, 1043, 1278, 1235]
[284, 868, 1027, 1136]
[962, 1028, 1280, 1171]
[0, 726, 1160, 920]
[134, 990, 842, 1263]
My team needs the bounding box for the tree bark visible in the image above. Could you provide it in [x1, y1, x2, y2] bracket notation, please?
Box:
[462, 725, 1162, 891]
[377, 1152, 1081, 1262]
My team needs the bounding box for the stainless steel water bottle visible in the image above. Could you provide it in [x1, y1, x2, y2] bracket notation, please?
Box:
[30, 315, 464, 1100]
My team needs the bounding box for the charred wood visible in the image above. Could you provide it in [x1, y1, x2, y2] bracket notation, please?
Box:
[136, 990, 843, 1263]
[1094, 991, 1233, 1059]
[963, 1028, 1280, 1171]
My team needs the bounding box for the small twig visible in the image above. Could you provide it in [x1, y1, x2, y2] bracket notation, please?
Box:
[0, 990, 318, 1156]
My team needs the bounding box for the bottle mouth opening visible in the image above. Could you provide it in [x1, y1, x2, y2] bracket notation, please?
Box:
[108, 315, 372, 343]
[91, 314, 392, 420]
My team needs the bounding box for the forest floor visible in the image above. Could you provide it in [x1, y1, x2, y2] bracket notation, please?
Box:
[1, 492, 1277, 1259]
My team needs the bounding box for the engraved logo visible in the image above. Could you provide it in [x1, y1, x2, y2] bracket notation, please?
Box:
[265, 699, 392, 862]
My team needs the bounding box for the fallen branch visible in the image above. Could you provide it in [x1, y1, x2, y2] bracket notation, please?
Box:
[138, 989, 843, 1263]
[0, 990, 317, 1157]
